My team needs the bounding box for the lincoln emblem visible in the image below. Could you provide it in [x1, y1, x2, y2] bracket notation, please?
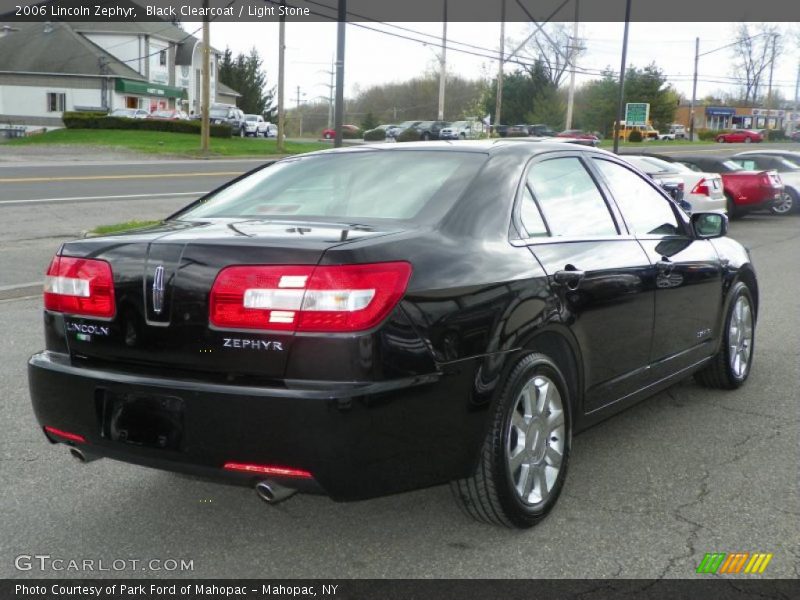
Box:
[152, 265, 165, 314]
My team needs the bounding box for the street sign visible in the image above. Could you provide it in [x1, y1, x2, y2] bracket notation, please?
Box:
[625, 103, 650, 126]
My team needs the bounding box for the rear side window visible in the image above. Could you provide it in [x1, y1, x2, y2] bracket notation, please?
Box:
[178, 151, 486, 222]
[593, 159, 681, 236]
[526, 157, 618, 237]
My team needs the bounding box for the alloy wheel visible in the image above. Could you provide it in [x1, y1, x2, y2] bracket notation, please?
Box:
[728, 295, 754, 379]
[772, 192, 794, 215]
[505, 375, 565, 508]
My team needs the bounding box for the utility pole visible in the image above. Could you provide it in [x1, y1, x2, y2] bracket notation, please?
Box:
[437, 0, 447, 121]
[333, 0, 346, 148]
[792, 60, 800, 136]
[764, 33, 777, 141]
[296, 86, 304, 137]
[564, 0, 580, 131]
[277, 0, 286, 152]
[200, 0, 210, 155]
[327, 56, 334, 129]
[689, 37, 699, 142]
[494, 0, 505, 135]
[612, 0, 632, 155]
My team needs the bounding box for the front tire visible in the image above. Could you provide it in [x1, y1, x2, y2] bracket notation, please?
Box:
[744, 137, 752, 143]
[695, 282, 755, 390]
[716, 136, 726, 143]
[450, 353, 572, 528]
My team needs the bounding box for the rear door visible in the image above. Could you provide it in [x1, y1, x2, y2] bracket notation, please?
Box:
[514, 153, 656, 413]
[591, 158, 723, 377]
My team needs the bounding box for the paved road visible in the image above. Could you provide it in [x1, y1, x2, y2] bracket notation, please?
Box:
[0, 209, 797, 576]
[0, 159, 265, 288]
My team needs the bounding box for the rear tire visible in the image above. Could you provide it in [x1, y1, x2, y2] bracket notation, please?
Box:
[770, 190, 796, 215]
[717, 136, 726, 143]
[450, 353, 572, 528]
[744, 137, 752, 144]
[695, 282, 755, 390]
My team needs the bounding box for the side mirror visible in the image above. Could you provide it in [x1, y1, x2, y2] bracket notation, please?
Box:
[692, 212, 728, 239]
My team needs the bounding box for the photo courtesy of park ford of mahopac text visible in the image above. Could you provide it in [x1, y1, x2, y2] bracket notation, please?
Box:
[0, 0, 799, 597]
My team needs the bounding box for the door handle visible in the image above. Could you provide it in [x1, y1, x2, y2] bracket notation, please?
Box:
[553, 266, 585, 290]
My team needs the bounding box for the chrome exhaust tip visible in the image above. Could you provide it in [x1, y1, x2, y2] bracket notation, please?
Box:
[69, 447, 99, 463]
[255, 480, 297, 505]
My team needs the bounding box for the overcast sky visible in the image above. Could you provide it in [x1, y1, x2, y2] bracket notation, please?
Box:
[201, 21, 800, 110]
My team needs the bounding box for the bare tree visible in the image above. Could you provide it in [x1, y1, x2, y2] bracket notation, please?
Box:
[730, 24, 783, 105]
[517, 23, 584, 88]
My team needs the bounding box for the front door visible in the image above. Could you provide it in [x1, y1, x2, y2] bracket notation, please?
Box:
[591, 158, 723, 377]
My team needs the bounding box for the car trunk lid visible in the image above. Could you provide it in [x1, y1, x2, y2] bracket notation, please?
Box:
[57, 219, 399, 380]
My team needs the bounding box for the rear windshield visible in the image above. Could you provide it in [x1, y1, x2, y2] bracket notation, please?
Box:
[177, 150, 486, 222]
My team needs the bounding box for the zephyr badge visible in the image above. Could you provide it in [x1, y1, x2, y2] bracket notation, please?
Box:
[152, 265, 165, 314]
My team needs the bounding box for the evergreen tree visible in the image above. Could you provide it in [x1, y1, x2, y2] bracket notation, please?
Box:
[218, 46, 276, 120]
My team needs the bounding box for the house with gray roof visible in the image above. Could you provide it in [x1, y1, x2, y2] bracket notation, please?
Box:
[0, 20, 240, 127]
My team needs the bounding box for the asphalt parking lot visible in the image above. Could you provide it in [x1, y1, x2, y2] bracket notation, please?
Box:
[0, 151, 798, 580]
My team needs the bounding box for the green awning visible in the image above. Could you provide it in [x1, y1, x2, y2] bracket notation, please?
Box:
[115, 79, 187, 99]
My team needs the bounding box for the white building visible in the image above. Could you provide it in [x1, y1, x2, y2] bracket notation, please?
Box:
[0, 20, 240, 127]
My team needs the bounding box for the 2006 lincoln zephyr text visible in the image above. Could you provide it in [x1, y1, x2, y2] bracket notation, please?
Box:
[28, 141, 757, 528]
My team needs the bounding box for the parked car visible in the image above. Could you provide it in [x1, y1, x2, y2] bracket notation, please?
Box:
[622, 155, 688, 210]
[669, 155, 783, 217]
[503, 124, 530, 137]
[668, 124, 687, 139]
[790, 131, 800, 142]
[556, 130, 600, 147]
[623, 155, 725, 214]
[265, 123, 278, 138]
[439, 120, 483, 140]
[147, 110, 189, 121]
[715, 130, 763, 144]
[527, 123, 557, 137]
[110, 108, 150, 119]
[321, 124, 361, 140]
[209, 104, 246, 137]
[29, 141, 757, 529]
[385, 121, 421, 140]
[243, 114, 269, 137]
[733, 149, 800, 164]
[730, 153, 800, 215]
[408, 121, 450, 141]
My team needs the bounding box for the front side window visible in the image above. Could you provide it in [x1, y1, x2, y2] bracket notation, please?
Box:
[526, 157, 618, 237]
[594, 159, 681, 237]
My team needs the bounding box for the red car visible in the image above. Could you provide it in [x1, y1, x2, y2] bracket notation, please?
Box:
[322, 124, 360, 140]
[715, 130, 763, 144]
[556, 129, 600, 147]
[673, 155, 783, 216]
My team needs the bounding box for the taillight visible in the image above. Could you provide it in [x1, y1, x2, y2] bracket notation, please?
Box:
[209, 262, 412, 332]
[44, 256, 115, 318]
[691, 178, 710, 196]
[44, 426, 87, 443]
[223, 462, 312, 478]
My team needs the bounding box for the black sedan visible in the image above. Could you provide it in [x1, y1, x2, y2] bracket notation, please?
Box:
[29, 141, 758, 528]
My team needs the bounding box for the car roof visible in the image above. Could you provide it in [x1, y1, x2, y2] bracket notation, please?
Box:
[296, 138, 616, 159]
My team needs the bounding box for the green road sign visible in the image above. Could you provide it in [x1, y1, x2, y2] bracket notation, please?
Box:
[625, 103, 650, 126]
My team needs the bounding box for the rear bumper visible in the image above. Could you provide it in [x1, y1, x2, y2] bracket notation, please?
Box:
[28, 351, 483, 501]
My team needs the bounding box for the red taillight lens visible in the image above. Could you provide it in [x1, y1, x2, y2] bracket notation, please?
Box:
[44, 426, 87, 443]
[223, 462, 312, 479]
[210, 262, 412, 333]
[43, 256, 115, 318]
[691, 178, 710, 196]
